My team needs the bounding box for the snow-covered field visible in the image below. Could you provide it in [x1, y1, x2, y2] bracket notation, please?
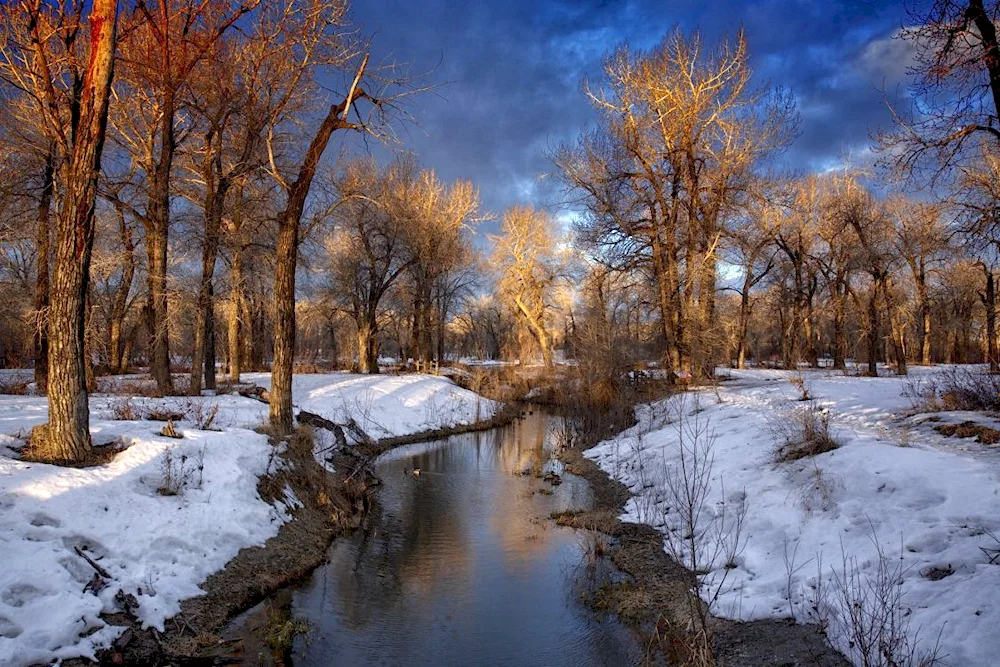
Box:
[587, 366, 1000, 666]
[0, 371, 496, 666]
[245, 372, 498, 439]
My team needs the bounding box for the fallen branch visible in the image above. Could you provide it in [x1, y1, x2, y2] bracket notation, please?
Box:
[75, 545, 111, 579]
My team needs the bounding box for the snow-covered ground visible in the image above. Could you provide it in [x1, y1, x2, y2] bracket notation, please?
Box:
[587, 366, 1000, 666]
[245, 372, 498, 439]
[0, 371, 497, 666]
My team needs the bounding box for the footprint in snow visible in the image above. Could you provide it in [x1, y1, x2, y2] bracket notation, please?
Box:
[29, 513, 60, 528]
[1, 583, 46, 608]
[0, 615, 23, 638]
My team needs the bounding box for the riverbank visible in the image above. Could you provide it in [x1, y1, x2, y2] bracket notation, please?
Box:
[0, 371, 509, 666]
[568, 365, 1000, 666]
[556, 447, 849, 666]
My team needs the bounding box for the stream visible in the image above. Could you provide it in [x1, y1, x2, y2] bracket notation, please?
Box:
[289, 411, 644, 666]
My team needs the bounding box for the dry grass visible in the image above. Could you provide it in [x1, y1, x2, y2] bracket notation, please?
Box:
[20, 426, 128, 467]
[904, 367, 1000, 413]
[772, 404, 841, 462]
[933, 421, 1000, 445]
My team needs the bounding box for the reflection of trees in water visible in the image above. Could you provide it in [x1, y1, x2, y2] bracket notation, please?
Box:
[315, 413, 577, 630]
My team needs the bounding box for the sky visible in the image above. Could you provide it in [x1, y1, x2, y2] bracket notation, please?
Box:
[343, 0, 916, 232]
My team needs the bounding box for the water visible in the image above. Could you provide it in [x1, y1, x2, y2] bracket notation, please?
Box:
[291, 411, 643, 666]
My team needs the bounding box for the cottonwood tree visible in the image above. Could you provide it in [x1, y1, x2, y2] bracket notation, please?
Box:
[879, 0, 1000, 369]
[560, 28, 794, 377]
[264, 0, 421, 433]
[0, 0, 119, 460]
[491, 205, 563, 368]
[403, 171, 480, 362]
[893, 200, 949, 365]
[325, 157, 416, 374]
[110, 0, 255, 395]
[727, 192, 778, 369]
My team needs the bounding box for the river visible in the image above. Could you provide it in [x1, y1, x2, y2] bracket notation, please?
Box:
[289, 411, 644, 666]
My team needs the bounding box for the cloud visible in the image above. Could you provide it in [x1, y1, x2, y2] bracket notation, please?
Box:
[339, 0, 911, 238]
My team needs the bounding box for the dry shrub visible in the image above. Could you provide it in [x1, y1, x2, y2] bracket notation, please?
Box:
[158, 447, 205, 496]
[105, 379, 163, 398]
[933, 421, 1000, 444]
[292, 360, 332, 374]
[831, 534, 942, 667]
[0, 379, 29, 395]
[904, 367, 1000, 412]
[108, 397, 142, 420]
[186, 400, 220, 430]
[772, 403, 841, 463]
[790, 373, 811, 401]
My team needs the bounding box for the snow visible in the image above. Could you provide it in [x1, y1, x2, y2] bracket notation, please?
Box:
[0, 370, 497, 665]
[244, 372, 498, 440]
[0, 420, 287, 666]
[586, 366, 1000, 666]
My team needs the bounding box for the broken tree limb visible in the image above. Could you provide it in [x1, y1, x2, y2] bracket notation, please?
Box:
[75, 546, 111, 578]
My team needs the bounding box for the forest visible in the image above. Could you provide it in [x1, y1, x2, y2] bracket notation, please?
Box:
[2, 1, 1000, 666]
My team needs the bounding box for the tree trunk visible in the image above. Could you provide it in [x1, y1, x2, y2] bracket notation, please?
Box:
[34, 146, 55, 392]
[108, 205, 135, 373]
[269, 55, 370, 433]
[145, 90, 176, 395]
[832, 280, 846, 370]
[867, 287, 880, 377]
[271, 210, 298, 432]
[190, 175, 227, 395]
[985, 269, 998, 373]
[356, 319, 379, 374]
[228, 246, 246, 382]
[736, 282, 752, 370]
[42, 0, 118, 462]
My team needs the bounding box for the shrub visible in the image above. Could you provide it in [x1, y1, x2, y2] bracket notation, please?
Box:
[904, 367, 1000, 412]
[831, 534, 942, 667]
[772, 403, 841, 463]
[790, 373, 811, 401]
[158, 447, 205, 496]
[108, 397, 141, 421]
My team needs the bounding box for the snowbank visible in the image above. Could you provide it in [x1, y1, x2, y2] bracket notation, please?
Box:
[0, 415, 289, 666]
[244, 372, 498, 440]
[0, 369, 497, 665]
[587, 366, 1000, 666]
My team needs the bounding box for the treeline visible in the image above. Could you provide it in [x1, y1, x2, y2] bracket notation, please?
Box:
[4, 0, 1000, 465]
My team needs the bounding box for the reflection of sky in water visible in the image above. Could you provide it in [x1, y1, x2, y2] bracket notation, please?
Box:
[292, 413, 641, 666]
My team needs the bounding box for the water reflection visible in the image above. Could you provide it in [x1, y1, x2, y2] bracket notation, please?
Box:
[292, 412, 640, 666]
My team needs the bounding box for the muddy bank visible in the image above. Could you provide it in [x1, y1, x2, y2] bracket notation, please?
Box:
[555, 440, 849, 667]
[75, 428, 378, 667]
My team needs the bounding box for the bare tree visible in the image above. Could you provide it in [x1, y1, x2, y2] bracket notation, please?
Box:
[491, 205, 563, 368]
[0, 0, 120, 460]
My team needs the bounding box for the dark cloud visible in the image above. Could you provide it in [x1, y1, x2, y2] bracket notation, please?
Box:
[338, 0, 913, 231]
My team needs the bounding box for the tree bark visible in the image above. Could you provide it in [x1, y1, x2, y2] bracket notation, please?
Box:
[190, 169, 227, 395]
[867, 286, 880, 376]
[108, 205, 135, 373]
[145, 89, 176, 395]
[42, 0, 118, 462]
[984, 268, 998, 373]
[33, 146, 55, 392]
[269, 54, 371, 433]
[356, 319, 379, 374]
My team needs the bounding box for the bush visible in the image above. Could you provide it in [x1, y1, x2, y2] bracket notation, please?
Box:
[772, 403, 841, 462]
[831, 534, 942, 667]
[904, 367, 1000, 412]
[158, 447, 205, 496]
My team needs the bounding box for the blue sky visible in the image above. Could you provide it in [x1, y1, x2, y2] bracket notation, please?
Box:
[342, 0, 913, 229]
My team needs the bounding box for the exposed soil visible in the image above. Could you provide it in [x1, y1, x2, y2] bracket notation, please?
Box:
[934, 420, 1000, 444]
[65, 427, 379, 667]
[555, 427, 850, 667]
